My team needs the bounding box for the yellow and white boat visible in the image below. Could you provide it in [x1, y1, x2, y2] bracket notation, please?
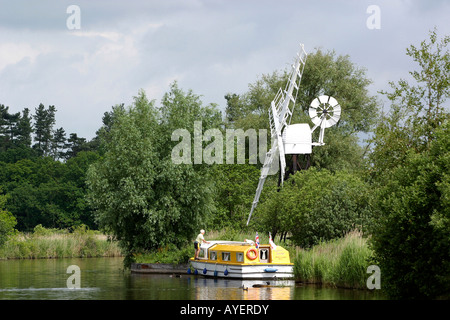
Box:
[189, 240, 294, 279]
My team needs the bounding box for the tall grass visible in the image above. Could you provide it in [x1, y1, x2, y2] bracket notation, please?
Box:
[294, 231, 374, 289]
[0, 225, 122, 259]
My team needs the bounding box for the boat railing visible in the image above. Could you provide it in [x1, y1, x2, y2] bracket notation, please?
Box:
[197, 241, 252, 260]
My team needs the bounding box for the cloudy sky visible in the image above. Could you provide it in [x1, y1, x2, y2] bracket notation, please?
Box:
[0, 0, 449, 140]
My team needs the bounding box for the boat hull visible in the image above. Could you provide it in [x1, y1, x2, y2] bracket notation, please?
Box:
[190, 259, 294, 279]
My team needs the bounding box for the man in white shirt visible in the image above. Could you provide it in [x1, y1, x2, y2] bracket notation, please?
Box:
[194, 229, 210, 259]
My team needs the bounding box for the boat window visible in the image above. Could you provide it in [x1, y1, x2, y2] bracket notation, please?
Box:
[260, 249, 269, 261]
[222, 252, 231, 261]
[210, 251, 217, 260]
[236, 252, 244, 262]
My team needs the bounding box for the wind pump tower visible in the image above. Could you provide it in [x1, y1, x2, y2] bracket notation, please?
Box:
[247, 44, 341, 225]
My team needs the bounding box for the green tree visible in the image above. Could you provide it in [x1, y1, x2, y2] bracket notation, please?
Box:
[0, 192, 17, 247]
[92, 104, 126, 156]
[370, 28, 450, 180]
[51, 127, 67, 161]
[255, 168, 373, 247]
[15, 108, 33, 149]
[62, 151, 101, 228]
[159, 81, 223, 156]
[4, 158, 68, 230]
[87, 88, 217, 266]
[369, 29, 450, 299]
[0, 101, 101, 231]
[65, 133, 82, 159]
[370, 121, 450, 299]
[1, 151, 99, 231]
[0, 105, 20, 151]
[33, 104, 56, 157]
[209, 164, 260, 229]
[0, 106, 35, 162]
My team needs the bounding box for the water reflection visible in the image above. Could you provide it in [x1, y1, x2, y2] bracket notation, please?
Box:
[190, 278, 295, 300]
[0, 258, 385, 300]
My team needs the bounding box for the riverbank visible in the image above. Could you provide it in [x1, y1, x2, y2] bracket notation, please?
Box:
[0, 225, 122, 259]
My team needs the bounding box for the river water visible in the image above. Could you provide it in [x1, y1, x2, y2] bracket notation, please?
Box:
[0, 257, 385, 300]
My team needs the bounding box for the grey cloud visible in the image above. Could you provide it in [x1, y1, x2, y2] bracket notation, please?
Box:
[0, 0, 449, 140]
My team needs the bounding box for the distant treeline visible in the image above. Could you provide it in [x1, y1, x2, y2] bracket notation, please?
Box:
[0, 103, 106, 231]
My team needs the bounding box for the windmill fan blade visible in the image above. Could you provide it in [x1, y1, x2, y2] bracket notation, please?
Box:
[268, 144, 280, 175]
[308, 107, 318, 121]
[328, 96, 339, 107]
[277, 135, 286, 185]
[309, 102, 321, 126]
[324, 116, 338, 127]
[323, 104, 341, 128]
[310, 97, 321, 109]
[318, 95, 330, 104]
[333, 104, 342, 115]
[309, 98, 323, 126]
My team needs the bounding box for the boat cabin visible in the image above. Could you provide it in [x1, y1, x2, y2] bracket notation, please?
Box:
[196, 241, 291, 265]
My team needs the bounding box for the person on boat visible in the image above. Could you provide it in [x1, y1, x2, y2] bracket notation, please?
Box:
[194, 229, 210, 259]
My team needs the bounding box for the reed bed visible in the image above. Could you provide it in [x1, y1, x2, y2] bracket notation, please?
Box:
[0, 226, 122, 259]
[293, 231, 374, 289]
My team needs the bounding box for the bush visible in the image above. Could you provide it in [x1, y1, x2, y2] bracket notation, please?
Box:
[32, 224, 61, 237]
[0, 194, 17, 247]
[370, 123, 450, 299]
[256, 168, 374, 248]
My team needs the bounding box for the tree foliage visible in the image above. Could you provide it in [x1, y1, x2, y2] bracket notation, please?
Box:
[0, 102, 100, 231]
[254, 168, 372, 248]
[86, 87, 219, 265]
[370, 28, 450, 179]
[0, 192, 16, 247]
[370, 121, 450, 299]
[209, 164, 260, 229]
[369, 29, 450, 299]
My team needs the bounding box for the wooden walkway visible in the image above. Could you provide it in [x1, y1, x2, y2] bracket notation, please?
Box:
[130, 263, 189, 274]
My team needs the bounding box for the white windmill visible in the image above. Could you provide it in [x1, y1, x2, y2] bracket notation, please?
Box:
[247, 44, 341, 226]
